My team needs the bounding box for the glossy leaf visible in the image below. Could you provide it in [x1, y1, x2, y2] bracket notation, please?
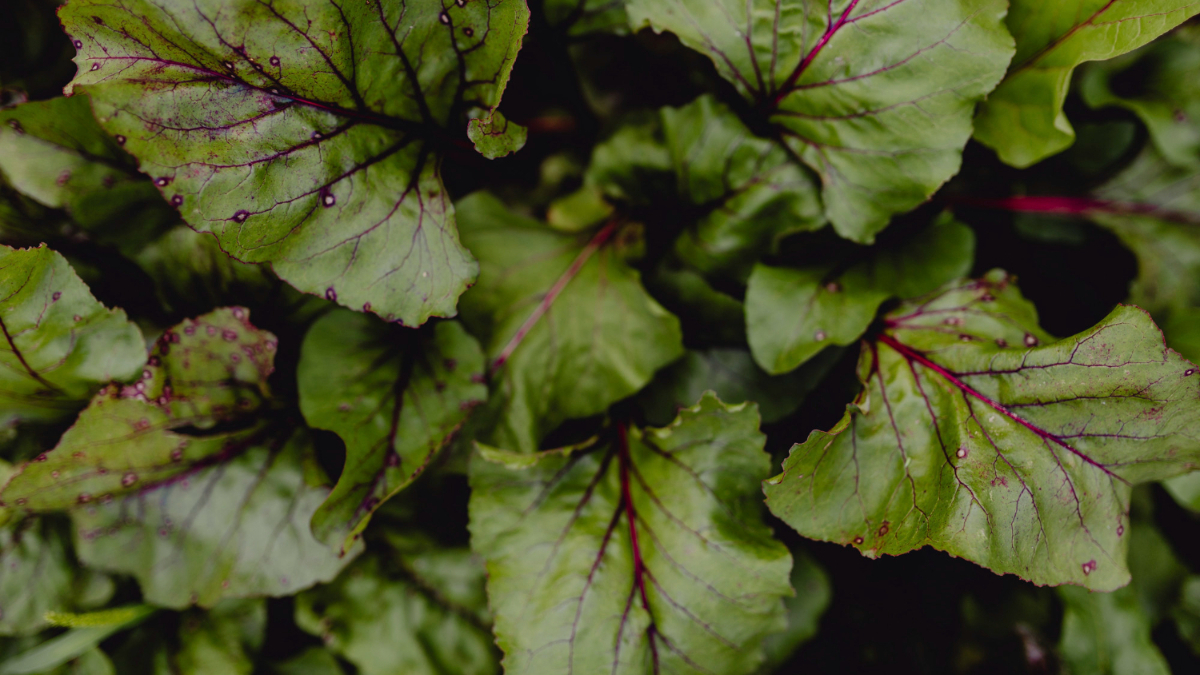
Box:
[765, 272, 1200, 590]
[0, 308, 354, 607]
[456, 192, 682, 453]
[0, 244, 145, 429]
[664, 96, 823, 280]
[295, 543, 497, 675]
[298, 310, 487, 551]
[470, 393, 792, 675]
[627, 0, 1013, 241]
[638, 347, 840, 426]
[974, 0, 1200, 168]
[747, 214, 974, 374]
[60, 0, 531, 325]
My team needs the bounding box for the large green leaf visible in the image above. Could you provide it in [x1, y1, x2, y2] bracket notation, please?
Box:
[295, 538, 497, 675]
[469, 393, 792, 675]
[746, 213, 974, 374]
[0, 244, 145, 429]
[626, 0, 1013, 241]
[974, 0, 1200, 168]
[0, 308, 355, 607]
[59, 0, 531, 325]
[298, 310, 487, 551]
[456, 192, 682, 453]
[663, 95, 823, 279]
[765, 271, 1200, 590]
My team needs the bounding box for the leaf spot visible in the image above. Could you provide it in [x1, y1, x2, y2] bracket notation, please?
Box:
[77, 493, 92, 504]
[90, 63, 100, 71]
[995, 338, 1007, 348]
[463, 27, 474, 37]
[956, 447, 968, 459]
[853, 536, 864, 545]
[814, 330, 827, 342]
[362, 302, 371, 311]
[232, 210, 250, 223]
[73, 314, 82, 322]
[325, 287, 337, 301]
[73, 40, 82, 49]
[1023, 333, 1038, 347]
[1081, 560, 1097, 575]
[321, 189, 336, 207]
[7, 120, 23, 134]
[1186, 369, 1196, 376]
[944, 317, 962, 326]
[154, 177, 171, 187]
[121, 473, 138, 487]
[51, 291, 61, 301]
[171, 195, 184, 206]
[114, 135, 125, 145]
[1117, 525, 1124, 536]
[877, 522, 889, 536]
[270, 56, 280, 67]
[222, 329, 238, 341]
[439, 11, 450, 24]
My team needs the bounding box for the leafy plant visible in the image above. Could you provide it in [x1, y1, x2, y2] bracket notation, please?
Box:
[3, 1, 1200, 673]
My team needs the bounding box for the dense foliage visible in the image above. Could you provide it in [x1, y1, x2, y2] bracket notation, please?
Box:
[4, 1, 1200, 673]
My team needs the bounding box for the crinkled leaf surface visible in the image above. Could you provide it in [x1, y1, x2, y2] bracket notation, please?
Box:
[663, 95, 823, 280]
[0, 517, 74, 636]
[974, 0, 1200, 168]
[638, 348, 840, 426]
[0, 244, 145, 429]
[456, 192, 682, 453]
[1081, 26, 1200, 170]
[0, 308, 354, 607]
[1058, 584, 1170, 675]
[747, 213, 974, 374]
[765, 271, 1200, 590]
[627, 0, 1013, 241]
[295, 542, 497, 675]
[469, 393, 792, 675]
[468, 110, 527, 159]
[298, 309, 486, 551]
[60, 0, 531, 325]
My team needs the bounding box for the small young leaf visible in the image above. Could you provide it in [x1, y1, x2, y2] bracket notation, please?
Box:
[1058, 584, 1170, 675]
[59, 0, 531, 325]
[295, 546, 497, 675]
[468, 110, 528, 160]
[456, 192, 683, 453]
[747, 214, 974, 374]
[298, 310, 487, 551]
[0, 244, 145, 429]
[765, 272, 1200, 590]
[470, 393, 792, 675]
[627, 0, 1013, 241]
[974, 0, 1200, 168]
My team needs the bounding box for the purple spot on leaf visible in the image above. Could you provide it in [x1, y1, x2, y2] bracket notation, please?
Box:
[1081, 560, 1097, 575]
[121, 473, 137, 487]
[232, 210, 249, 223]
[171, 195, 184, 206]
[73, 40, 83, 49]
[1024, 333, 1038, 347]
[222, 329, 238, 341]
[78, 493, 92, 504]
[1186, 369, 1196, 377]
[321, 189, 336, 207]
[853, 536, 864, 545]
[463, 27, 474, 37]
[1117, 525, 1124, 536]
[439, 12, 450, 24]
[877, 523, 889, 536]
[270, 56, 280, 66]
[155, 177, 171, 187]
[90, 63, 100, 71]
[114, 135, 125, 145]
[73, 314, 82, 322]
[7, 120, 23, 134]
[325, 287, 337, 301]
[995, 338, 1007, 348]
[51, 291, 61, 301]
[813, 330, 826, 342]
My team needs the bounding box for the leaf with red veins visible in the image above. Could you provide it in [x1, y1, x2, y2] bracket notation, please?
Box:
[0, 308, 356, 607]
[298, 309, 487, 553]
[0, 244, 145, 430]
[469, 393, 792, 675]
[455, 192, 683, 453]
[59, 0, 531, 326]
[975, 0, 1200, 168]
[765, 270, 1200, 591]
[626, 0, 1013, 242]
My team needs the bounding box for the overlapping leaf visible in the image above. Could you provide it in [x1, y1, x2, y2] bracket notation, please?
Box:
[544, 0, 629, 36]
[0, 244, 145, 429]
[0, 517, 75, 636]
[746, 214, 974, 374]
[295, 539, 497, 675]
[456, 192, 682, 453]
[59, 0, 531, 325]
[974, 0, 1200, 168]
[298, 310, 487, 551]
[0, 308, 354, 607]
[470, 393, 792, 675]
[627, 0, 1013, 241]
[765, 271, 1200, 590]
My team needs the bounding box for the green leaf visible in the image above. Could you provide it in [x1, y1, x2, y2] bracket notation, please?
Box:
[746, 214, 974, 374]
[173, 599, 265, 675]
[765, 271, 1200, 590]
[664, 95, 823, 280]
[0, 518, 75, 636]
[60, 0, 531, 325]
[0, 605, 151, 675]
[456, 192, 682, 453]
[1175, 576, 1200, 656]
[643, 260, 746, 346]
[0, 244, 145, 429]
[298, 310, 487, 551]
[0, 308, 356, 607]
[627, 0, 1013, 241]
[269, 648, 346, 675]
[974, 0, 1200, 168]
[468, 110, 528, 160]
[582, 119, 674, 206]
[756, 549, 830, 673]
[1058, 584, 1170, 675]
[295, 545, 497, 675]
[543, 0, 629, 36]
[1081, 26, 1200, 170]
[469, 393, 792, 675]
[638, 347, 840, 426]
[1163, 471, 1200, 512]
